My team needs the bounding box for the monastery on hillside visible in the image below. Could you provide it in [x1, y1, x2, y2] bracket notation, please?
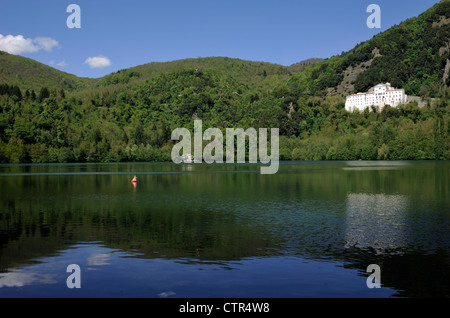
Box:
[345, 83, 407, 112]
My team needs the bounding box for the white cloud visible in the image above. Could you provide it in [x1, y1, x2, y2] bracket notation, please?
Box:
[0, 34, 59, 55]
[0, 34, 39, 54]
[84, 55, 111, 69]
[50, 59, 67, 67]
[34, 37, 59, 52]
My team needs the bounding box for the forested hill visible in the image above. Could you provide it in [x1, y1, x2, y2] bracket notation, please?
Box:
[0, 1, 449, 163]
[0, 51, 91, 92]
[2, 0, 450, 96]
[283, 0, 450, 99]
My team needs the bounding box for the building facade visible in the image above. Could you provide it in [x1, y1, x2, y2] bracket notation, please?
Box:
[345, 83, 407, 112]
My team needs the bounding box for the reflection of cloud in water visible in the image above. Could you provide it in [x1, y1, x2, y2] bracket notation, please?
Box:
[158, 290, 176, 298]
[345, 193, 408, 251]
[87, 253, 110, 266]
[0, 270, 57, 288]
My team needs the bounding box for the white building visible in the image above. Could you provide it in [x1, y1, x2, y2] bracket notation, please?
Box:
[345, 83, 407, 112]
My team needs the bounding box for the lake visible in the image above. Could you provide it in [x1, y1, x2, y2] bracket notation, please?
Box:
[0, 161, 448, 298]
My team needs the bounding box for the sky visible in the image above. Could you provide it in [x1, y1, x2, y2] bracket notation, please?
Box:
[0, 0, 442, 78]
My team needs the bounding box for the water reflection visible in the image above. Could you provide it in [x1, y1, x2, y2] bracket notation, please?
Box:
[0, 161, 448, 297]
[0, 270, 57, 288]
[87, 253, 111, 266]
[344, 160, 410, 168]
[345, 193, 408, 252]
[0, 242, 398, 298]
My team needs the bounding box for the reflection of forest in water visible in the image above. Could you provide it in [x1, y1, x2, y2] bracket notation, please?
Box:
[0, 161, 449, 297]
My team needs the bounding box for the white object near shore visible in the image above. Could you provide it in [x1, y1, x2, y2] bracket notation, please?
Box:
[345, 83, 408, 112]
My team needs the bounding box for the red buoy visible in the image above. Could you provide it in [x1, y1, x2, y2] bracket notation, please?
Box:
[131, 176, 137, 183]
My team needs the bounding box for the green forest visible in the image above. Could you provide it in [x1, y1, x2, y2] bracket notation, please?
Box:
[1, 1, 450, 163]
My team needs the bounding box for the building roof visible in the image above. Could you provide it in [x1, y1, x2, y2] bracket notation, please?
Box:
[346, 83, 405, 98]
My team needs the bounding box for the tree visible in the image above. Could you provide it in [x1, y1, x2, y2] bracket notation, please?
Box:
[377, 143, 390, 160]
[39, 87, 50, 101]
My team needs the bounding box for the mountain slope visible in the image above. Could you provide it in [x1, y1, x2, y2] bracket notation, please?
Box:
[281, 0, 450, 100]
[0, 51, 92, 92]
[93, 56, 297, 95]
[1, 1, 450, 99]
[0, 1, 448, 164]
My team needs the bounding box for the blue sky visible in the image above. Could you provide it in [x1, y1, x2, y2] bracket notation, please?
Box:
[0, 0, 442, 78]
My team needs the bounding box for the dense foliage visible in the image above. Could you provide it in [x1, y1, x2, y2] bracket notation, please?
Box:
[0, 68, 449, 163]
[0, 51, 90, 92]
[279, 0, 450, 99]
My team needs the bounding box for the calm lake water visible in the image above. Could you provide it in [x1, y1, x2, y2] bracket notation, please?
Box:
[0, 161, 448, 298]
